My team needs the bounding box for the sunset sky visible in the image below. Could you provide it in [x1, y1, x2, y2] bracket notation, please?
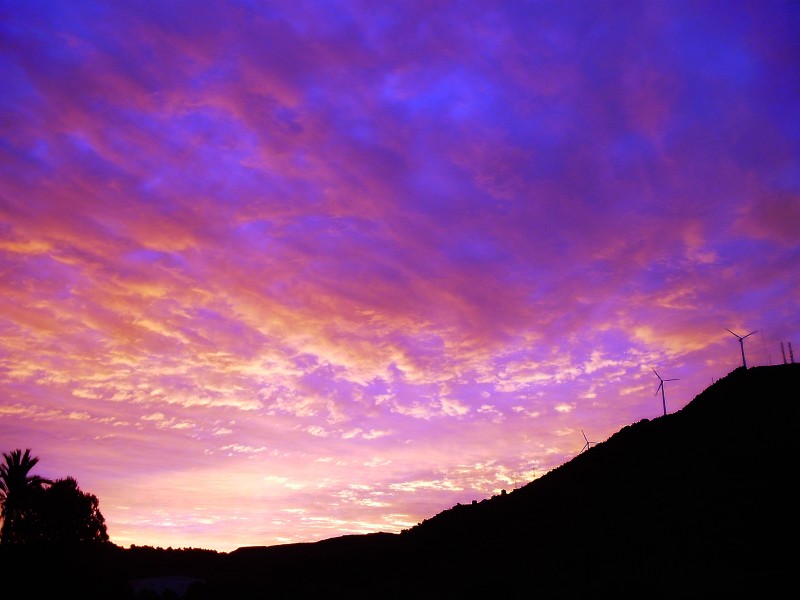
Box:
[2, 1, 798, 553]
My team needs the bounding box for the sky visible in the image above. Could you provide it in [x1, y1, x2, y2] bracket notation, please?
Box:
[1, 0, 799, 553]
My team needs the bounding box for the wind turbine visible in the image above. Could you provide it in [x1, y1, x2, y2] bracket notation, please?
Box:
[580, 429, 597, 453]
[726, 328, 757, 369]
[652, 368, 678, 417]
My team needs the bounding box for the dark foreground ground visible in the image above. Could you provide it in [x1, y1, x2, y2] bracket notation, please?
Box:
[3, 364, 797, 598]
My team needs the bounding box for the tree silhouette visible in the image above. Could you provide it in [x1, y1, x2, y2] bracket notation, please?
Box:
[0, 448, 52, 544]
[1, 449, 109, 545]
[37, 477, 109, 544]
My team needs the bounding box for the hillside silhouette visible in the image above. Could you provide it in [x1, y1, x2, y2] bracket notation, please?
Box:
[2, 364, 797, 598]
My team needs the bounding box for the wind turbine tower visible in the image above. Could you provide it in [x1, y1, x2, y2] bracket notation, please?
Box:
[726, 328, 757, 369]
[580, 430, 597, 453]
[652, 368, 678, 417]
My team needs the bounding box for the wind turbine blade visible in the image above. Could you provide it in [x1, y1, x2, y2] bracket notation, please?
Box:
[655, 382, 663, 395]
[726, 328, 741, 339]
[651, 367, 660, 379]
[665, 378, 679, 382]
[582, 430, 589, 443]
[743, 330, 758, 339]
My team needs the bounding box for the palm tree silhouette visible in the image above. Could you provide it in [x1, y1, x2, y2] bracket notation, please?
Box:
[0, 448, 52, 543]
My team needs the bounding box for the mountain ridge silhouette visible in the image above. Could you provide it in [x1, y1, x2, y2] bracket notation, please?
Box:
[3, 363, 797, 598]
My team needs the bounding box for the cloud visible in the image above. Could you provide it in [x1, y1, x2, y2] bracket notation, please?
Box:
[0, 0, 797, 552]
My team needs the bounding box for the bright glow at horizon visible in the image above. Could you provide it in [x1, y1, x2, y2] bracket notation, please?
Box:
[1, 1, 798, 553]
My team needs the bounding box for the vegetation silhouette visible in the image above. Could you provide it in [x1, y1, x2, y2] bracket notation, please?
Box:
[0, 449, 109, 546]
[0, 448, 52, 543]
[36, 477, 109, 545]
[1, 364, 797, 598]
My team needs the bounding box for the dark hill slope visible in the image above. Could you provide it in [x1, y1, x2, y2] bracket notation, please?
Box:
[3, 364, 797, 598]
[395, 364, 799, 597]
[213, 364, 799, 598]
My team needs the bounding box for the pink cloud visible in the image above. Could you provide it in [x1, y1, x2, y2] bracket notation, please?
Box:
[1, 0, 798, 552]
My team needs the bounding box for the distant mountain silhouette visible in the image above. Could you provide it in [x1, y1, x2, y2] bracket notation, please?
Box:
[3, 364, 797, 598]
